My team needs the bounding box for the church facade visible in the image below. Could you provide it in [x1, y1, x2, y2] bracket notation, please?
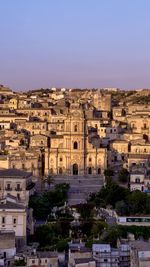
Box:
[45, 103, 107, 176]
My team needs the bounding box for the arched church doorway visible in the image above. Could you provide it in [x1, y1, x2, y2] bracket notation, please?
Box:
[88, 167, 92, 175]
[73, 164, 78, 175]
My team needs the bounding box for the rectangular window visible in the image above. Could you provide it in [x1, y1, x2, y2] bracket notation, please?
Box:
[17, 184, 20, 190]
[13, 218, 17, 224]
[7, 183, 11, 189]
[2, 217, 5, 224]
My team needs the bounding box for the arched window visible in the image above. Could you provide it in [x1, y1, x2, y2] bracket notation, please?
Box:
[73, 141, 78, 149]
[88, 167, 92, 175]
[60, 157, 63, 162]
[135, 178, 140, 183]
[74, 125, 78, 132]
[89, 157, 92, 162]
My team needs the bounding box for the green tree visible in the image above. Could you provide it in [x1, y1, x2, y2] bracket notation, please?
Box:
[77, 203, 94, 219]
[115, 200, 128, 215]
[29, 183, 70, 220]
[101, 226, 123, 247]
[29, 195, 50, 219]
[80, 219, 94, 237]
[104, 169, 114, 184]
[99, 182, 130, 207]
[118, 168, 129, 183]
[14, 259, 26, 266]
[88, 182, 130, 208]
[104, 169, 114, 177]
[91, 221, 107, 238]
[56, 240, 68, 252]
[127, 190, 148, 214]
[35, 225, 55, 247]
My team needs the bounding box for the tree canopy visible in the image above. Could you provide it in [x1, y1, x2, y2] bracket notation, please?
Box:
[88, 181, 150, 216]
[29, 183, 70, 219]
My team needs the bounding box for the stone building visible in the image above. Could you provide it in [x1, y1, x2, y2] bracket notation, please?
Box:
[30, 134, 50, 148]
[92, 243, 130, 267]
[8, 98, 18, 110]
[45, 103, 107, 176]
[93, 91, 111, 112]
[68, 242, 92, 267]
[130, 240, 150, 267]
[26, 251, 58, 267]
[0, 169, 34, 206]
[0, 150, 41, 177]
[0, 196, 27, 249]
[0, 230, 16, 260]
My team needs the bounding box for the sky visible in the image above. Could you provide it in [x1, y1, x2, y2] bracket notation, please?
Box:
[0, 0, 150, 91]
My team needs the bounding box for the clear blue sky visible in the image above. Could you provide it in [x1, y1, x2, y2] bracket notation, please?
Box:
[0, 0, 150, 90]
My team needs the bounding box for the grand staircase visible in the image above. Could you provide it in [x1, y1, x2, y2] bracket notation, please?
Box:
[52, 175, 104, 206]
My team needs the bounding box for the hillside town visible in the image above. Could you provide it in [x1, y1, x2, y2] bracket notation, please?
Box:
[1, 84, 150, 266]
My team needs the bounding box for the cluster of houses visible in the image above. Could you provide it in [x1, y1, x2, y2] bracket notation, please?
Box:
[1, 85, 150, 266]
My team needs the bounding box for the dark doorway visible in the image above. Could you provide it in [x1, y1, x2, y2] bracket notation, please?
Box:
[88, 167, 92, 175]
[98, 168, 101, 174]
[73, 164, 78, 175]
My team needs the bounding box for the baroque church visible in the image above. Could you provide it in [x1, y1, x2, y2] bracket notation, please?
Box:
[45, 102, 107, 176]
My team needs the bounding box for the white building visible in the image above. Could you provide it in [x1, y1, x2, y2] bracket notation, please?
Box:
[0, 196, 26, 249]
[92, 244, 130, 267]
[130, 241, 150, 267]
[0, 169, 35, 206]
[26, 251, 58, 267]
[0, 230, 16, 261]
[92, 244, 119, 267]
[117, 216, 150, 226]
[130, 171, 145, 192]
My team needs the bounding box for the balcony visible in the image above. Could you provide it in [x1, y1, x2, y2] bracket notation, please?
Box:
[130, 181, 144, 185]
[5, 187, 12, 191]
[141, 127, 149, 130]
[15, 187, 22, 191]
